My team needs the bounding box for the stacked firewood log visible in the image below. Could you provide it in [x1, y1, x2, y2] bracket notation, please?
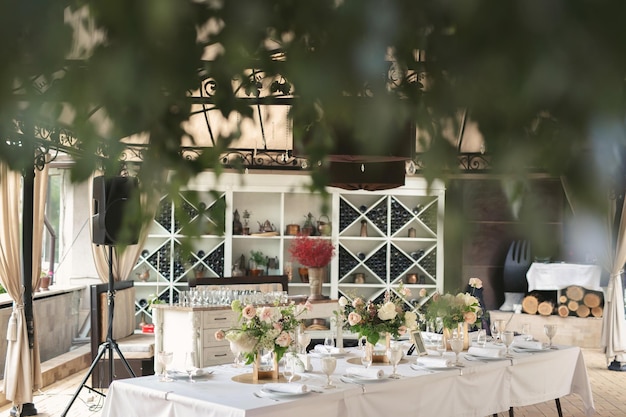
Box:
[521, 285, 604, 317]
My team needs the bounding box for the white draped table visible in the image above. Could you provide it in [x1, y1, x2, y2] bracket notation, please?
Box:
[526, 262, 602, 291]
[101, 345, 594, 417]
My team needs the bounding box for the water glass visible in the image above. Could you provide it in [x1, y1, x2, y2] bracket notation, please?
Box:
[475, 329, 487, 347]
[502, 330, 515, 357]
[449, 337, 464, 366]
[544, 324, 558, 348]
[387, 342, 404, 378]
[157, 351, 173, 382]
[320, 356, 337, 389]
[323, 334, 334, 354]
[184, 351, 198, 383]
[522, 323, 531, 341]
[283, 354, 296, 383]
[361, 343, 373, 369]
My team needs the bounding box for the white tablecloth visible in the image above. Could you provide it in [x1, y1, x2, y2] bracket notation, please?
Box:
[101, 346, 594, 417]
[526, 263, 602, 291]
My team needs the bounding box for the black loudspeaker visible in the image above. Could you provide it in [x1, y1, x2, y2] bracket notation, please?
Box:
[92, 176, 141, 245]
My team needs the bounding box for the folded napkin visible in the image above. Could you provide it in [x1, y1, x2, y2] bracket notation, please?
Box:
[512, 339, 544, 350]
[416, 356, 454, 368]
[467, 346, 505, 358]
[313, 345, 343, 355]
[345, 367, 385, 379]
[263, 383, 308, 393]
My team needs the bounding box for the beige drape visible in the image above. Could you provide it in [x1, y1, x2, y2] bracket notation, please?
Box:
[562, 176, 626, 363]
[600, 199, 626, 363]
[0, 161, 48, 406]
[88, 175, 156, 282]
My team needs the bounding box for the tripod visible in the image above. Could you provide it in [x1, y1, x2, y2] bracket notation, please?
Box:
[61, 245, 136, 417]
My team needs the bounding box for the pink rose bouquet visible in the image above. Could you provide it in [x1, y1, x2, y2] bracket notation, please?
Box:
[216, 298, 312, 363]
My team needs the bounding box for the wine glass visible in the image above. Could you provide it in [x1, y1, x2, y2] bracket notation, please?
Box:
[436, 335, 446, 357]
[320, 356, 337, 389]
[495, 320, 507, 341]
[323, 334, 334, 354]
[544, 324, 558, 348]
[184, 351, 198, 383]
[386, 343, 404, 378]
[449, 337, 464, 367]
[502, 330, 515, 357]
[475, 329, 487, 348]
[283, 355, 296, 383]
[361, 343, 373, 369]
[298, 331, 311, 355]
[157, 351, 173, 382]
[522, 323, 532, 341]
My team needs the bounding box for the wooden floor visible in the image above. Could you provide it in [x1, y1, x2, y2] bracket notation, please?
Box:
[0, 348, 624, 417]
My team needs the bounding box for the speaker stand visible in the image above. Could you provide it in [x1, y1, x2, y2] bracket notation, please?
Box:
[61, 246, 136, 417]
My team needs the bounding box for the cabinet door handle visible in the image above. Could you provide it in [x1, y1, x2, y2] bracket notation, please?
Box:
[213, 317, 228, 321]
[214, 353, 228, 357]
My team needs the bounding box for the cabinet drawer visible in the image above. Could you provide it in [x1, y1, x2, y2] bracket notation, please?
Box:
[204, 329, 230, 347]
[202, 310, 235, 329]
[203, 346, 233, 366]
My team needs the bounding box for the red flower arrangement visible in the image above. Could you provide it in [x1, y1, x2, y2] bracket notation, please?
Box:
[288, 235, 336, 267]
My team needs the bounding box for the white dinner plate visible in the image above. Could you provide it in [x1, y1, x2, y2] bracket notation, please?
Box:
[412, 362, 455, 371]
[512, 346, 549, 353]
[259, 388, 311, 398]
[465, 354, 507, 361]
[341, 374, 387, 383]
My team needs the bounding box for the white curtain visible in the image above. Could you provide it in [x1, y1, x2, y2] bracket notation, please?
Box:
[0, 161, 48, 407]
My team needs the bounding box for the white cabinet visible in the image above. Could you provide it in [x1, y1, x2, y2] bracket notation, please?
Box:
[134, 174, 444, 325]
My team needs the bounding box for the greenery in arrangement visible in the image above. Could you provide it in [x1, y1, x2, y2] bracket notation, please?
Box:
[214, 299, 312, 363]
[0, 284, 6, 295]
[338, 284, 418, 345]
[420, 278, 483, 331]
[4, 1, 625, 233]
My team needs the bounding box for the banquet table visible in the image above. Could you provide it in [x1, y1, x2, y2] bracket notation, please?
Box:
[100, 344, 595, 417]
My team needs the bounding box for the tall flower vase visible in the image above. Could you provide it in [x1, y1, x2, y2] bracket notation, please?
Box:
[252, 349, 279, 382]
[369, 333, 391, 363]
[307, 266, 326, 301]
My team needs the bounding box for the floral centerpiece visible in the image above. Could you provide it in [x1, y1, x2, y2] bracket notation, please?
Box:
[420, 279, 483, 344]
[288, 235, 336, 300]
[214, 299, 312, 365]
[337, 285, 418, 345]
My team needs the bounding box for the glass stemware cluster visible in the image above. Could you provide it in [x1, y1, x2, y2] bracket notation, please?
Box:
[179, 287, 289, 307]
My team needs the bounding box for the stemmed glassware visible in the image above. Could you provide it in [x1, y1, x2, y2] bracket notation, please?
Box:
[323, 334, 334, 354]
[157, 351, 173, 382]
[502, 330, 515, 357]
[283, 354, 296, 383]
[184, 351, 198, 383]
[297, 330, 311, 354]
[361, 343, 373, 369]
[449, 329, 464, 367]
[475, 329, 487, 348]
[544, 324, 558, 348]
[320, 356, 337, 389]
[386, 342, 404, 378]
[436, 335, 447, 357]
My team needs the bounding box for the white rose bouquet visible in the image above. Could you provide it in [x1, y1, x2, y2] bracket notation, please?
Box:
[337, 284, 418, 345]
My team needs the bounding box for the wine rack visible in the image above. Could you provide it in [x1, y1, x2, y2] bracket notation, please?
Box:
[131, 173, 444, 326]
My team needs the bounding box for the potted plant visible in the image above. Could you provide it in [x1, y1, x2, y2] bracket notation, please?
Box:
[249, 250, 268, 276]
